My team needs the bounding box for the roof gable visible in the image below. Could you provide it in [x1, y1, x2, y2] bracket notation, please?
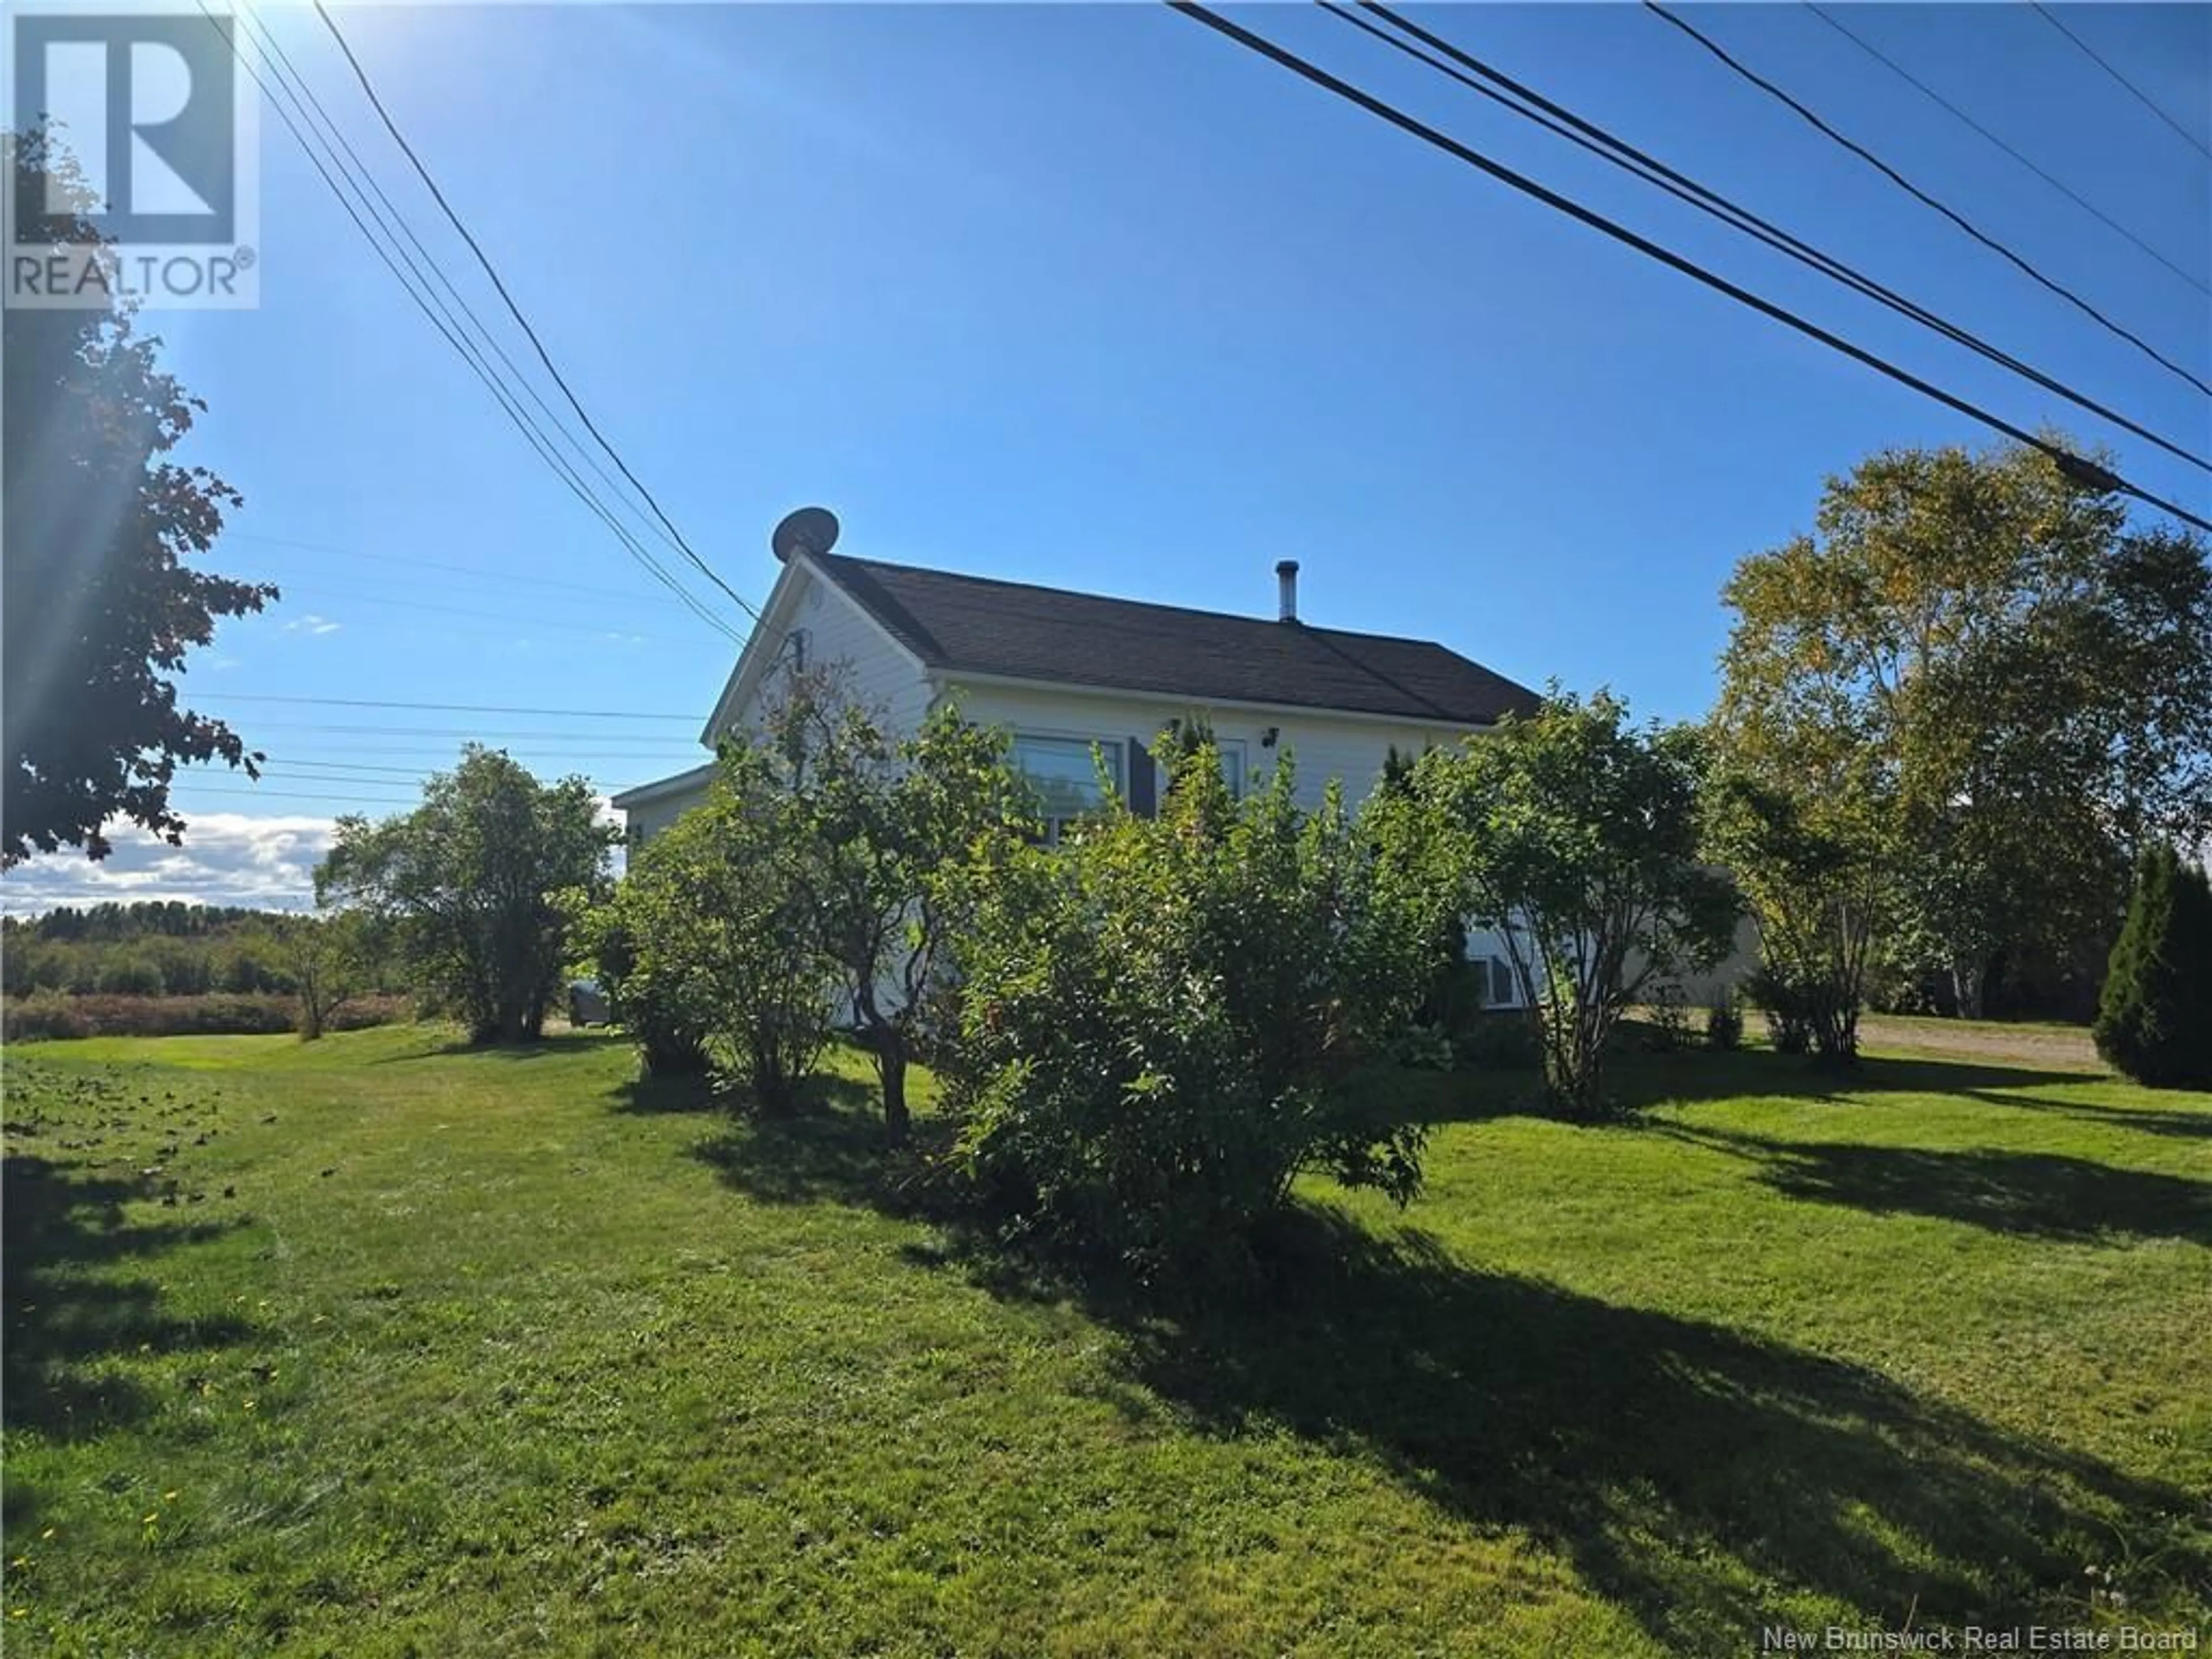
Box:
[810, 553, 1540, 727]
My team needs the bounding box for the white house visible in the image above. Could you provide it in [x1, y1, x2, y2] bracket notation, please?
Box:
[613, 516, 1546, 1007]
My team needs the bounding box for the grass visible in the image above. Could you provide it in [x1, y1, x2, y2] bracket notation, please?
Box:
[3, 1024, 2208, 1657]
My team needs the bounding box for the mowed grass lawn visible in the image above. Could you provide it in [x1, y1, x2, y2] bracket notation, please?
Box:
[4, 1025, 2209, 1658]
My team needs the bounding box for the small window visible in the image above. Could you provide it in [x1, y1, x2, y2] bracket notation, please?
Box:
[1488, 956, 1516, 1007]
[1014, 734, 1123, 843]
[1217, 743, 1246, 800]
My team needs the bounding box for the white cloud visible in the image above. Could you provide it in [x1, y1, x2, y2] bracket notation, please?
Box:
[1, 813, 336, 915]
[283, 614, 342, 637]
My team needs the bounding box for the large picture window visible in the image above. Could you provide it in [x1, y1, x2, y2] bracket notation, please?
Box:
[1013, 734, 1123, 840]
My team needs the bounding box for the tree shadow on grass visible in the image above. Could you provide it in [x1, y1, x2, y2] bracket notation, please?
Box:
[957, 1210, 2208, 1656]
[669, 1071, 2211, 1651]
[686, 1077, 914, 1208]
[1965, 1088, 2212, 1142]
[3, 1156, 255, 1442]
[1403, 1048, 2105, 1127]
[607, 1071, 720, 1116]
[1658, 1123, 2212, 1244]
[369, 1031, 636, 1065]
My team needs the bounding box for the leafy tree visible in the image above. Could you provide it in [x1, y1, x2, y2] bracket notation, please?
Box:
[1715, 440, 2212, 1017]
[260, 912, 376, 1041]
[756, 674, 1035, 1140]
[2093, 847, 2212, 1089]
[1411, 688, 1738, 1119]
[944, 741, 1446, 1281]
[2, 130, 276, 866]
[1703, 771, 1889, 1066]
[575, 745, 837, 1105]
[317, 748, 615, 1045]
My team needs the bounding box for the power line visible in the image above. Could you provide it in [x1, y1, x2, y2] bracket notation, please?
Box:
[259, 583, 683, 638]
[1332, 1, 2207, 473]
[199, 5, 748, 647]
[1642, 2, 2212, 400]
[1804, 3, 2209, 298]
[176, 786, 428, 806]
[237, 12, 748, 642]
[1166, 2, 2212, 533]
[227, 532, 710, 611]
[2029, 2, 2212, 166]
[233, 721, 705, 743]
[185, 694, 697, 719]
[309, 0, 764, 626]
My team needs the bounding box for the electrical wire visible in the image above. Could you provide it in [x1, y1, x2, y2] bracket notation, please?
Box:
[1166, 2, 2212, 533]
[1804, 3, 2209, 297]
[194, 4, 748, 646]
[2028, 2, 2212, 165]
[1641, 2, 2212, 399]
[182, 694, 696, 719]
[1333, 1, 2207, 472]
[310, 0, 764, 625]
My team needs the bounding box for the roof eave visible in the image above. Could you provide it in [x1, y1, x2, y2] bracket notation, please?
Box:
[930, 668, 1506, 733]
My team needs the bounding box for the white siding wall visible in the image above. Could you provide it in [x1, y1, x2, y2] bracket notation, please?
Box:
[940, 680, 1463, 813]
[714, 565, 934, 742]
[621, 783, 711, 844]
[941, 681, 1526, 1008]
[622, 609, 1527, 1007]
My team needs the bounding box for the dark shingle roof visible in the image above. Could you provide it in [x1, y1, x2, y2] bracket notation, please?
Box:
[813, 553, 1541, 726]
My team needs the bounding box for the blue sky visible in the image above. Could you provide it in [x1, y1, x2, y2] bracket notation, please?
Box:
[9, 1, 2210, 909]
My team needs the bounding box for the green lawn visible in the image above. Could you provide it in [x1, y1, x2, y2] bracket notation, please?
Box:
[5, 1026, 2208, 1657]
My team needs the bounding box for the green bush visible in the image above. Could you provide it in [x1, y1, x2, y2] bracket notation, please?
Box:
[1744, 967, 1815, 1056]
[2093, 847, 2212, 1089]
[1643, 983, 1693, 1053]
[1705, 994, 1744, 1052]
[1, 993, 411, 1040]
[942, 744, 1444, 1283]
[577, 746, 836, 1109]
[1454, 1012, 1540, 1070]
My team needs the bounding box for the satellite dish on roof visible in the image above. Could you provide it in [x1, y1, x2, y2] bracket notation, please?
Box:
[771, 506, 840, 564]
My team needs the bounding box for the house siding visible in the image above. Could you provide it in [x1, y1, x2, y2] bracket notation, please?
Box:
[937, 680, 1465, 813]
[616, 576, 1529, 1008]
[711, 563, 934, 743]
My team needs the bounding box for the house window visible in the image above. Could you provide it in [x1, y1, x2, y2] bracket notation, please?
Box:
[1487, 956, 1517, 1007]
[1013, 734, 1123, 842]
[1217, 741, 1246, 800]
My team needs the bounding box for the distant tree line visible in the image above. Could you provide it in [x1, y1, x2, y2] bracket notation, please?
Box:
[1, 904, 407, 1005]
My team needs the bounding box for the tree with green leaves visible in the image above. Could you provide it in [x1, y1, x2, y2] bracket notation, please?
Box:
[1703, 770, 1888, 1065]
[757, 672, 1035, 1139]
[1411, 688, 1738, 1118]
[944, 739, 1445, 1280]
[575, 743, 837, 1105]
[2093, 846, 2212, 1089]
[1714, 440, 2212, 1017]
[317, 748, 616, 1046]
[259, 911, 377, 1041]
[3, 131, 276, 866]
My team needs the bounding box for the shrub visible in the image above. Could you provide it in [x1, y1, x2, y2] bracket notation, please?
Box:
[1, 993, 410, 1040]
[576, 746, 837, 1110]
[4, 992, 90, 1040]
[1454, 1012, 1540, 1070]
[942, 744, 1443, 1283]
[1744, 967, 1815, 1056]
[1390, 1022, 1456, 1073]
[1705, 994, 1744, 1052]
[1644, 982, 1693, 1053]
[2094, 847, 2212, 1089]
